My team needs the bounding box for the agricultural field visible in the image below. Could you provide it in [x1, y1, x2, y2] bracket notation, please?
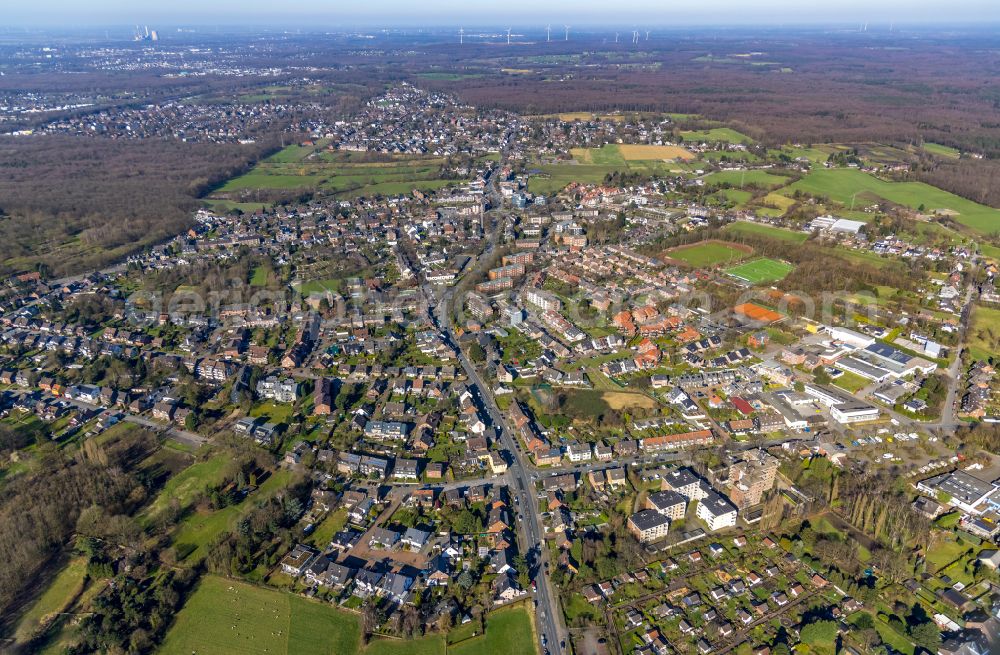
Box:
[783, 168, 1000, 236]
[664, 240, 752, 267]
[726, 258, 795, 284]
[777, 145, 836, 163]
[212, 146, 459, 199]
[601, 391, 658, 411]
[534, 143, 695, 195]
[679, 128, 754, 144]
[528, 164, 618, 195]
[713, 189, 753, 207]
[979, 242, 1000, 264]
[159, 576, 361, 655]
[722, 221, 808, 243]
[703, 169, 790, 189]
[617, 144, 696, 161]
[757, 192, 797, 215]
[702, 149, 761, 163]
[921, 142, 961, 159]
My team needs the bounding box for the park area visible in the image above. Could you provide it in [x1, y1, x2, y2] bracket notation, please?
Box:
[663, 240, 752, 268]
[782, 168, 1000, 236]
[160, 576, 536, 655]
[725, 258, 795, 284]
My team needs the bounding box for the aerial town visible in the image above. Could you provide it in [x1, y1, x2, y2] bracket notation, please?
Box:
[0, 16, 999, 655]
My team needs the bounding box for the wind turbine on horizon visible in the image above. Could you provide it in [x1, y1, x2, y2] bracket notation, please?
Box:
[564, 25, 570, 41]
[506, 27, 512, 45]
[459, 27, 464, 45]
[546, 25, 551, 42]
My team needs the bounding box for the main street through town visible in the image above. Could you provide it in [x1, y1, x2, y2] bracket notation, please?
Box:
[415, 135, 568, 655]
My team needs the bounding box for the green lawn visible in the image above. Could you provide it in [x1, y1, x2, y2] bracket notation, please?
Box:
[779, 145, 835, 163]
[875, 618, 916, 655]
[305, 508, 348, 547]
[703, 170, 789, 189]
[925, 536, 973, 572]
[715, 189, 753, 206]
[266, 144, 318, 163]
[980, 242, 1000, 263]
[213, 154, 459, 200]
[922, 142, 961, 159]
[365, 636, 445, 655]
[725, 258, 794, 284]
[298, 278, 342, 296]
[722, 221, 808, 243]
[250, 400, 296, 425]
[163, 583, 535, 655]
[159, 576, 361, 655]
[680, 128, 754, 144]
[968, 305, 1000, 361]
[665, 241, 750, 267]
[784, 168, 1000, 236]
[832, 370, 870, 394]
[141, 454, 230, 526]
[172, 469, 292, 563]
[250, 266, 269, 287]
[14, 558, 89, 644]
[449, 605, 536, 655]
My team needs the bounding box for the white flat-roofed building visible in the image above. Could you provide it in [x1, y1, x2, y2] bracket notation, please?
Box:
[565, 442, 593, 462]
[663, 468, 709, 501]
[628, 509, 671, 543]
[917, 470, 998, 516]
[825, 326, 876, 349]
[804, 384, 880, 424]
[697, 490, 738, 531]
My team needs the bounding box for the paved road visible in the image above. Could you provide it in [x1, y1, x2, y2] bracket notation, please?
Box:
[417, 135, 567, 655]
[121, 413, 208, 449]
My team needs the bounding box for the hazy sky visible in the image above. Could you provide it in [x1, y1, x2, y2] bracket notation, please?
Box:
[5, 0, 998, 26]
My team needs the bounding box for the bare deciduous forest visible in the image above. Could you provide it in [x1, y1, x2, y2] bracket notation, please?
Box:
[0, 137, 269, 277]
